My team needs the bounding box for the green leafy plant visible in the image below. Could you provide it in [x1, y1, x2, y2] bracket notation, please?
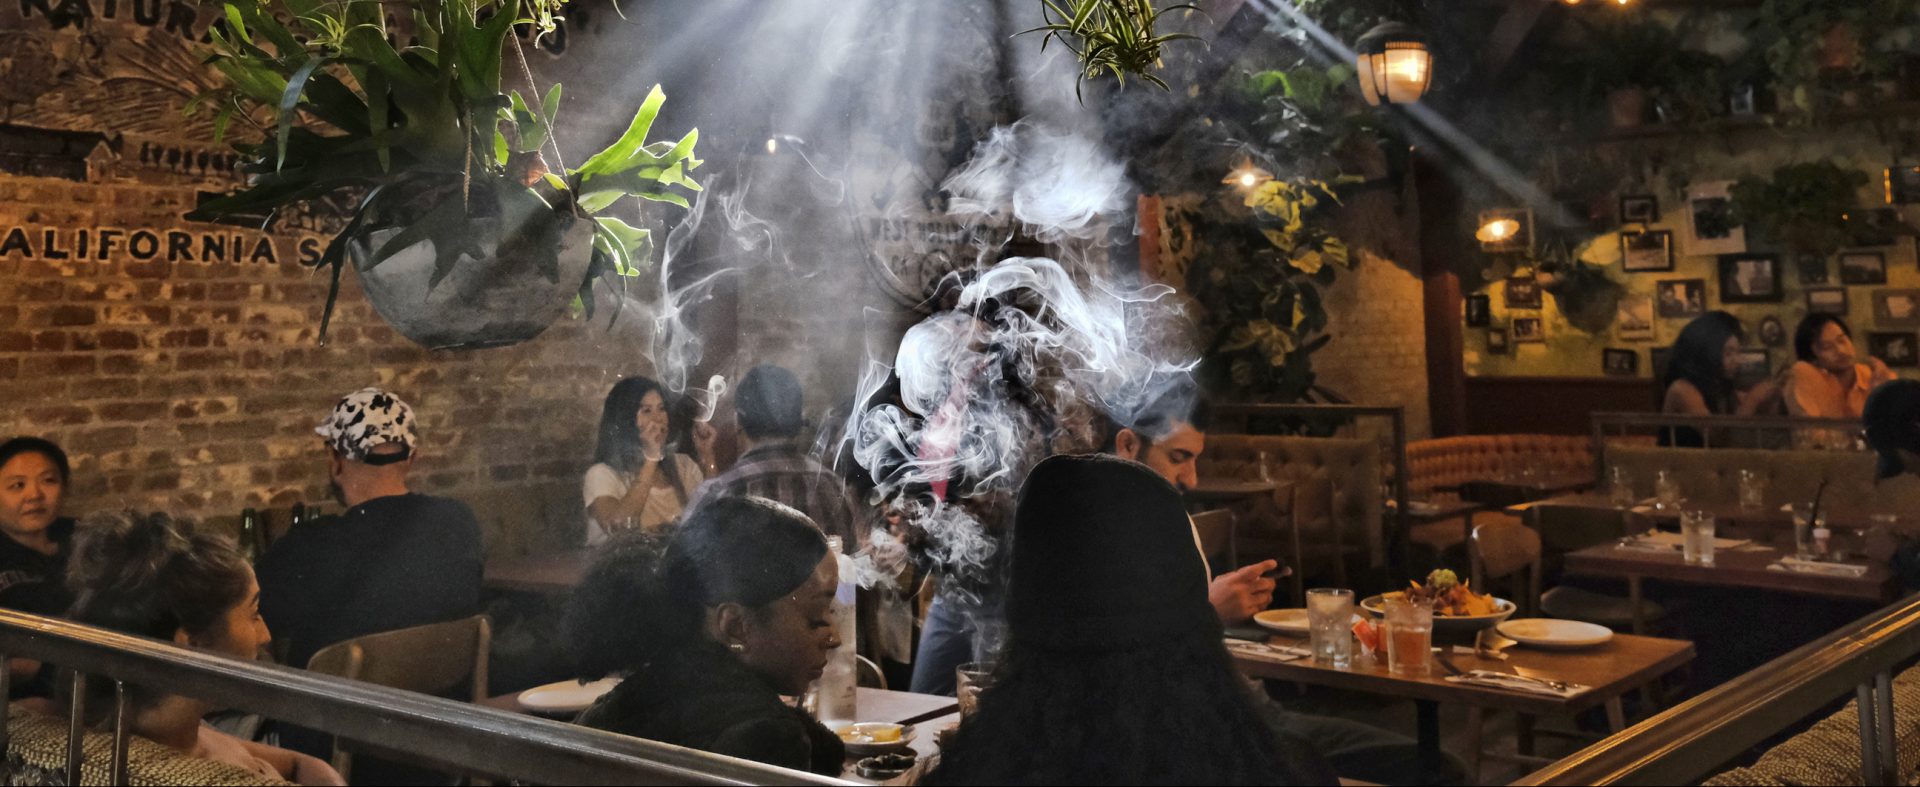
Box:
[1022, 0, 1202, 100]
[1730, 162, 1871, 256]
[1540, 18, 1726, 126]
[185, 0, 702, 339]
[1751, 0, 1917, 112]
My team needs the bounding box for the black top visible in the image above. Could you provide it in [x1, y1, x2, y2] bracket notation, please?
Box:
[0, 518, 73, 699]
[256, 494, 484, 671]
[578, 648, 846, 777]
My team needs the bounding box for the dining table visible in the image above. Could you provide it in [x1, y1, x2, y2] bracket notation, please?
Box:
[1562, 539, 1898, 632]
[1511, 493, 1918, 536]
[1187, 478, 1282, 506]
[484, 548, 593, 595]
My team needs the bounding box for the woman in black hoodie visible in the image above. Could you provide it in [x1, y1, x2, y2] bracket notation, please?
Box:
[565, 496, 845, 775]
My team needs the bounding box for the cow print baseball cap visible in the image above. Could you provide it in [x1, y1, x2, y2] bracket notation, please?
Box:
[316, 388, 417, 465]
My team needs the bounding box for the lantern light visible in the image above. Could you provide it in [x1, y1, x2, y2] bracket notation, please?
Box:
[1476, 218, 1520, 244]
[1221, 158, 1274, 192]
[1354, 21, 1433, 106]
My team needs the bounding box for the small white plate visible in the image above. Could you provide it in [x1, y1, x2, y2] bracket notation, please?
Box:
[517, 677, 621, 714]
[1497, 619, 1614, 650]
[1253, 609, 1312, 636]
[830, 722, 915, 756]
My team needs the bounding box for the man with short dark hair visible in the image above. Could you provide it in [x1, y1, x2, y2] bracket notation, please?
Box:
[689, 365, 864, 547]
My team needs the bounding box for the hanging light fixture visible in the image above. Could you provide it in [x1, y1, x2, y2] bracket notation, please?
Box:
[1221, 157, 1274, 192]
[1355, 21, 1433, 106]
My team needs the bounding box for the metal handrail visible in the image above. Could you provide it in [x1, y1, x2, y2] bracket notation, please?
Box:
[0, 609, 851, 786]
[1515, 593, 1920, 786]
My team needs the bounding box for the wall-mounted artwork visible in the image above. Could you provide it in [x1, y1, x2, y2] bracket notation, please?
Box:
[1873, 289, 1920, 329]
[1506, 276, 1543, 309]
[1870, 332, 1920, 368]
[1719, 254, 1782, 303]
[1620, 195, 1659, 225]
[1603, 348, 1639, 377]
[1466, 294, 1491, 327]
[1511, 317, 1545, 343]
[1795, 252, 1829, 285]
[1758, 316, 1785, 347]
[1656, 279, 1706, 319]
[1806, 288, 1849, 315]
[1615, 293, 1655, 341]
[1684, 181, 1747, 257]
[1840, 251, 1888, 285]
[1621, 230, 1674, 273]
[1487, 328, 1509, 354]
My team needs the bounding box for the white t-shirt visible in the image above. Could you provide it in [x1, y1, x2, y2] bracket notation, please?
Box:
[582, 457, 705, 545]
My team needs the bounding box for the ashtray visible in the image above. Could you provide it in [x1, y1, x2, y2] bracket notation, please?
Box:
[855, 753, 917, 779]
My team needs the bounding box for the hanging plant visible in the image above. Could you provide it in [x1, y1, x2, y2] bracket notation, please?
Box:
[186, 0, 702, 349]
[1022, 0, 1203, 100]
[1729, 162, 1870, 257]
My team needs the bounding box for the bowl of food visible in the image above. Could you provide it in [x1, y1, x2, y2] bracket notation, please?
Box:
[856, 753, 919, 780]
[831, 722, 914, 756]
[1361, 570, 1515, 635]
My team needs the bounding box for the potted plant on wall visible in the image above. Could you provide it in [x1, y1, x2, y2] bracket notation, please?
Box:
[1752, 0, 1918, 112]
[1729, 162, 1872, 257]
[187, 0, 702, 349]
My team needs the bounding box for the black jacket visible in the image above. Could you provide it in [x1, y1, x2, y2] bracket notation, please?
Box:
[578, 648, 845, 777]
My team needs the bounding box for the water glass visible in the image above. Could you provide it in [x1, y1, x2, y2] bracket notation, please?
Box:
[1790, 503, 1826, 561]
[1608, 466, 1636, 508]
[1737, 470, 1766, 512]
[1681, 510, 1717, 567]
[1654, 470, 1682, 509]
[1382, 598, 1433, 678]
[956, 663, 995, 720]
[1305, 589, 1355, 669]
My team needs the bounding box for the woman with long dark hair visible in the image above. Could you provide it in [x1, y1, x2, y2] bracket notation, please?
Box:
[64, 511, 343, 785]
[923, 455, 1333, 785]
[1659, 312, 1780, 446]
[0, 437, 78, 697]
[583, 376, 718, 544]
[1785, 313, 1896, 419]
[565, 496, 845, 775]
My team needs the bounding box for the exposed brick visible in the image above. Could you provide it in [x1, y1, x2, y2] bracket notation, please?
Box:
[21, 355, 96, 377]
[24, 406, 91, 426]
[32, 332, 67, 352]
[0, 359, 15, 380]
[98, 401, 168, 422]
[0, 332, 30, 352]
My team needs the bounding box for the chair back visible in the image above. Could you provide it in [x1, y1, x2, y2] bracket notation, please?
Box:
[1528, 504, 1636, 556]
[306, 615, 492, 780]
[1470, 521, 1542, 618]
[855, 655, 887, 690]
[1190, 508, 1239, 571]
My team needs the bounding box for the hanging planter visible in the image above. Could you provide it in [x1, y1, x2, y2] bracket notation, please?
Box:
[186, 0, 701, 350]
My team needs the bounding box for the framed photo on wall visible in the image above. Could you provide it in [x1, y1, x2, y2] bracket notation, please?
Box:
[1505, 276, 1543, 310]
[1806, 287, 1849, 315]
[1465, 293, 1491, 327]
[1620, 230, 1675, 273]
[1656, 279, 1707, 319]
[1840, 251, 1888, 285]
[1873, 289, 1920, 329]
[1511, 317, 1545, 343]
[1615, 293, 1656, 341]
[1758, 316, 1786, 347]
[1683, 181, 1747, 257]
[1870, 332, 1920, 368]
[1603, 348, 1640, 377]
[1487, 328, 1509, 354]
[1795, 252, 1829, 285]
[1620, 194, 1660, 225]
[1718, 254, 1782, 303]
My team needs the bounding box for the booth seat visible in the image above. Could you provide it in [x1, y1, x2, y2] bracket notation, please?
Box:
[1605, 445, 1920, 513]
[1704, 666, 1920, 786]
[1200, 434, 1386, 575]
[5, 704, 293, 786]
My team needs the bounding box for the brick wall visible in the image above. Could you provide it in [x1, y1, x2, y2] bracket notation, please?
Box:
[1312, 250, 1433, 441]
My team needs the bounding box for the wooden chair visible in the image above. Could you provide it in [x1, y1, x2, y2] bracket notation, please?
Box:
[1527, 504, 1667, 633]
[1190, 508, 1240, 573]
[306, 616, 491, 782]
[856, 655, 888, 690]
[1464, 521, 1628, 785]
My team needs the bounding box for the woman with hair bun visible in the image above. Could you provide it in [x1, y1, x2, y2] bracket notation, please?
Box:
[64, 511, 343, 786]
[566, 496, 845, 775]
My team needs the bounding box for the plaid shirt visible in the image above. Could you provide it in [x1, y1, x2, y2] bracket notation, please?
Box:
[689, 441, 866, 547]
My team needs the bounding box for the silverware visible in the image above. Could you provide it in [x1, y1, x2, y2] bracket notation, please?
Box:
[1433, 654, 1465, 678]
[1509, 668, 1576, 691]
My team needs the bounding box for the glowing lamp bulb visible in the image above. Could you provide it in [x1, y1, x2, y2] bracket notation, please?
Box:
[1221, 159, 1274, 191]
[1476, 218, 1521, 243]
[1239, 172, 1259, 188]
[765, 137, 779, 154]
[1355, 22, 1432, 106]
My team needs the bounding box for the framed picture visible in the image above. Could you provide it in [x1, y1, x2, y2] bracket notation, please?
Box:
[1656, 279, 1707, 319]
[1729, 84, 1757, 116]
[1465, 293, 1491, 328]
[1683, 181, 1747, 257]
[1873, 289, 1920, 328]
[1620, 194, 1660, 225]
[1758, 316, 1786, 347]
[1478, 208, 1532, 252]
[1603, 348, 1640, 377]
[1840, 251, 1888, 285]
[1511, 317, 1545, 343]
[1718, 254, 1782, 303]
[1806, 287, 1850, 315]
[1505, 276, 1543, 310]
[1620, 230, 1675, 273]
[1870, 332, 1920, 368]
[1795, 252, 1829, 285]
[1487, 328, 1509, 354]
[1615, 293, 1656, 341]
[1890, 165, 1920, 205]
[1733, 349, 1771, 384]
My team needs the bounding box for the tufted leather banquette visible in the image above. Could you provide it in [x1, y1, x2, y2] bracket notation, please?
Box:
[1405, 434, 1599, 500]
[1605, 445, 1920, 512]
[1200, 434, 1386, 570]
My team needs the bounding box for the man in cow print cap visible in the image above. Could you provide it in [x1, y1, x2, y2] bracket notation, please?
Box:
[256, 388, 484, 784]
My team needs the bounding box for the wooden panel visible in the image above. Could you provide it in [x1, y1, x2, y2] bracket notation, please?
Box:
[1464, 377, 1655, 436]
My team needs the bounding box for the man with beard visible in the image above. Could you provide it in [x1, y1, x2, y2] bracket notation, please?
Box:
[255, 389, 483, 783]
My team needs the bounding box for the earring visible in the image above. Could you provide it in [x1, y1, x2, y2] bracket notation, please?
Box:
[728, 642, 746, 654]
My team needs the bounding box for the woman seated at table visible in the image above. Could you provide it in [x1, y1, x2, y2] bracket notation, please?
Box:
[0, 437, 79, 698]
[583, 376, 718, 544]
[1659, 311, 1780, 446]
[566, 496, 845, 775]
[924, 455, 1334, 786]
[1785, 314, 1896, 420]
[64, 511, 344, 785]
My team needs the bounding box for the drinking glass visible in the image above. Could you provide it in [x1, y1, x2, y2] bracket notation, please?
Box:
[1608, 466, 1636, 508]
[1737, 470, 1766, 512]
[1790, 503, 1825, 561]
[1382, 598, 1433, 678]
[1654, 470, 1682, 510]
[956, 662, 995, 720]
[1681, 510, 1717, 567]
[1305, 589, 1355, 669]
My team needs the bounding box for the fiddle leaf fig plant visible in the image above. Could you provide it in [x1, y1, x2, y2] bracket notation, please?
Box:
[186, 0, 702, 341]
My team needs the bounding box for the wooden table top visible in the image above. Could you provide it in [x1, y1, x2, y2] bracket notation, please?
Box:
[1564, 541, 1897, 602]
[1393, 498, 1486, 525]
[1232, 633, 1695, 716]
[484, 549, 592, 594]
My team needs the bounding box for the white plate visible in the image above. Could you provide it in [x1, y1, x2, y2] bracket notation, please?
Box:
[1497, 619, 1614, 649]
[829, 722, 915, 756]
[1253, 609, 1312, 636]
[517, 677, 622, 714]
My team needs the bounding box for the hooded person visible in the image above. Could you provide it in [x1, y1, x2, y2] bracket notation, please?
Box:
[923, 454, 1335, 785]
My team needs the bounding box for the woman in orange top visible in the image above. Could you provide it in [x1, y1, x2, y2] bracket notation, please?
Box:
[1786, 314, 1896, 419]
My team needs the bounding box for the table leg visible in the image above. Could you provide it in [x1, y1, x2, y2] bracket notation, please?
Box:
[1605, 698, 1627, 733]
[1628, 576, 1646, 635]
[1416, 700, 1440, 757]
[1463, 708, 1485, 785]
